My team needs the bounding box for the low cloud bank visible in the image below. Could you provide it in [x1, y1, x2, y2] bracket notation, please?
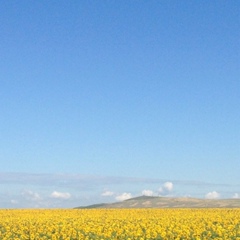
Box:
[115, 193, 132, 201]
[232, 193, 239, 199]
[141, 181, 173, 197]
[205, 191, 220, 199]
[142, 190, 154, 196]
[1, 172, 239, 208]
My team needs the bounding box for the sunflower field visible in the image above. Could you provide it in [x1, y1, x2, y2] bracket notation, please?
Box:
[0, 208, 239, 239]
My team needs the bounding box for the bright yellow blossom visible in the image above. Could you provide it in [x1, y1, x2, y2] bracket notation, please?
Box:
[0, 208, 239, 239]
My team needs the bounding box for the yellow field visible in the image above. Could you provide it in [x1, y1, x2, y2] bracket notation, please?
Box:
[0, 209, 239, 240]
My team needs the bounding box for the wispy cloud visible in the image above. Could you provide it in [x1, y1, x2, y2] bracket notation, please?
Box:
[18, 189, 50, 208]
[21, 190, 41, 201]
[101, 191, 114, 197]
[1, 172, 238, 189]
[10, 199, 18, 205]
[232, 193, 239, 199]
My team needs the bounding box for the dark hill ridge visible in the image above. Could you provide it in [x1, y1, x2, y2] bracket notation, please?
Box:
[75, 196, 240, 209]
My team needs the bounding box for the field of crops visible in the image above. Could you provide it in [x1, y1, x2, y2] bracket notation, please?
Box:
[0, 208, 239, 239]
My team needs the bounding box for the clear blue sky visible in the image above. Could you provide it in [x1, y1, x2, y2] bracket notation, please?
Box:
[0, 1, 239, 208]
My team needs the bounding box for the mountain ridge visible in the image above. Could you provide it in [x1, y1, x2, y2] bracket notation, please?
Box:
[75, 196, 240, 209]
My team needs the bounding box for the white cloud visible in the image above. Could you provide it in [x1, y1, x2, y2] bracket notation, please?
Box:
[50, 191, 71, 199]
[101, 191, 114, 196]
[205, 191, 220, 199]
[158, 182, 173, 194]
[233, 193, 239, 199]
[2, 172, 240, 208]
[163, 182, 173, 191]
[142, 190, 153, 196]
[115, 192, 132, 201]
[10, 199, 18, 204]
[21, 190, 41, 201]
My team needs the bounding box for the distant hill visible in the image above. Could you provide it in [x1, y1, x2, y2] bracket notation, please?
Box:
[75, 196, 240, 209]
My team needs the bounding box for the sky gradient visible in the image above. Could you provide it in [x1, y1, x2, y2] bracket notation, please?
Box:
[1, 1, 239, 208]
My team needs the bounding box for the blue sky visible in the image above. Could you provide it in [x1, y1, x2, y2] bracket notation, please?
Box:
[0, 1, 239, 208]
